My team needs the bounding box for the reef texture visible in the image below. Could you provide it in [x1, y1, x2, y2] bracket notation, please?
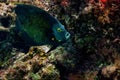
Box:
[0, 0, 120, 80]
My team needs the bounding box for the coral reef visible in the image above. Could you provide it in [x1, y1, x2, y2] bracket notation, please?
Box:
[0, 0, 120, 80]
[0, 46, 60, 80]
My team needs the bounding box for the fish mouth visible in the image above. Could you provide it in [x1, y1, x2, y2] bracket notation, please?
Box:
[53, 31, 71, 42]
[57, 32, 70, 42]
[65, 32, 71, 40]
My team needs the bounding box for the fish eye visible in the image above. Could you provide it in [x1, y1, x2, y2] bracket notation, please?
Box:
[57, 28, 63, 32]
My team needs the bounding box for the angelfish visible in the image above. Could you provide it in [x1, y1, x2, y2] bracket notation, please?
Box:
[13, 4, 70, 51]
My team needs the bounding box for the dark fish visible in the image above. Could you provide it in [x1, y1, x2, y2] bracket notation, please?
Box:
[13, 4, 70, 50]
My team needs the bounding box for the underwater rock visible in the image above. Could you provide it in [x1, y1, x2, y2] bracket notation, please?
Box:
[0, 46, 60, 80]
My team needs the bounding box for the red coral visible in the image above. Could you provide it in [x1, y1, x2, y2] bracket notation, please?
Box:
[100, 0, 108, 3]
[61, 0, 69, 7]
[88, 0, 120, 24]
